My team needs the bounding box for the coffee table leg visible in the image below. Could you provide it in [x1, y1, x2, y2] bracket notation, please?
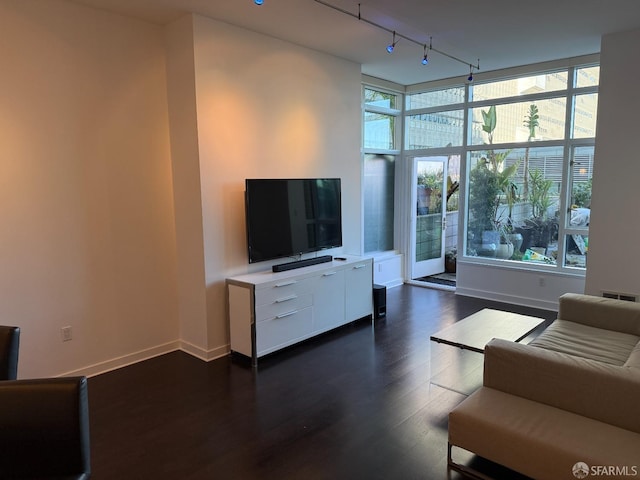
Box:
[430, 341, 484, 395]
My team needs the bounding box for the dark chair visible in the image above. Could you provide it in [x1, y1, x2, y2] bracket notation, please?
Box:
[0, 376, 91, 479]
[0, 325, 20, 380]
[0, 327, 91, 478]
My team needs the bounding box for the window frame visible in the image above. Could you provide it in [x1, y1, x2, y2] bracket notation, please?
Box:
[363, 86, 402, 154]
[362, 85, 403, 254]
[404, 60, 599, 275]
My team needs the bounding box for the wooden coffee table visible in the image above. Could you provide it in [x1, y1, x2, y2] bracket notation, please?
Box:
[429, 309, 545, 394]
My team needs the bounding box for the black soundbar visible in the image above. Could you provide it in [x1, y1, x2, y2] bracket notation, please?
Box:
[272, 255, 333, 272]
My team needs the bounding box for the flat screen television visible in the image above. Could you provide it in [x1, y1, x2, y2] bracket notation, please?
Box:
[245, 178, 342, 264]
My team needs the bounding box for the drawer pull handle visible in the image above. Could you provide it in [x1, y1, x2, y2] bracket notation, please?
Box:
[353, 264, 367, 269]
[275, 281, 297, 287]
[276, 310, 298, 319]
[275, 295, 297, 303]
[323, 271, 337, 276]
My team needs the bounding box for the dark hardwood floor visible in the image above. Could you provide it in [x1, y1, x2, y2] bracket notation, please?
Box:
[88, 285, 556, 480]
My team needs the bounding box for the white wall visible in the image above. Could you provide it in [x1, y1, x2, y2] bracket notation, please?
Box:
[164, 14, 363, 359]
[457, 263, 584, 311]
[585, 28, 640, 299]
[164, 16, 210, 360]
[14, 0, 622, 375]
[190, 14, 363, 355]
[0, 0, 179, 377]
[0, 1, 363, 376]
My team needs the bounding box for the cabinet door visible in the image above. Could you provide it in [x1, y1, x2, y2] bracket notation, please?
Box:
[345, 261, 373, 320]
[312, 269, 346, 333]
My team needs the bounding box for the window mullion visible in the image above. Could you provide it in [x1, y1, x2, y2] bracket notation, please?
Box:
[556, 66, 578, 270]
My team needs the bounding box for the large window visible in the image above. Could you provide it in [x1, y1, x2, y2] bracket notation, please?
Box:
[364, 154, 395, 252]
[405, 87, 465, 149]
[406, 110, 464, 149]
[469, 98, 567, 144]
[363, 87, 401, 253]
[405, 63, 599, 271]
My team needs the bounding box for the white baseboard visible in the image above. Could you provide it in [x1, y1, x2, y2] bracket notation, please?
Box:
[179, 340, 229, 362]
[58, 341, 182, 378]
[455, 287, 558, 311]
[58, 341, 231, 379]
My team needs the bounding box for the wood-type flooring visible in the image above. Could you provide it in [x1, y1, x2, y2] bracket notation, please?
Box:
[88, 285, 556, 480]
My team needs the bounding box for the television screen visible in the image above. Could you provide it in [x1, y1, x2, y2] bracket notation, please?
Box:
[245, 178, 342, 263]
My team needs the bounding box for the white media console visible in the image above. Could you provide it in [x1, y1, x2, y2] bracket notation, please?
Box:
[227, 256, 373, 365]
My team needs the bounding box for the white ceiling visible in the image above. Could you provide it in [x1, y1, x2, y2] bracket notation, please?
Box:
[71, 0, 640, 85]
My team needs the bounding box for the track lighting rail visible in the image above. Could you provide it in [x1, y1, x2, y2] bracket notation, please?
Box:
[254, 0, 480, 78]
[312, 0, 480, 77]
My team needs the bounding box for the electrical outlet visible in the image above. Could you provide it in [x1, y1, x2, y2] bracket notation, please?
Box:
[538, 277, 545, 287]
[61, 326, 72, 342]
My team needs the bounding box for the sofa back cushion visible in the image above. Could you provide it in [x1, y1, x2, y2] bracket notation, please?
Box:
[559, 293, 640, 336]
[529, 319, 639, 365]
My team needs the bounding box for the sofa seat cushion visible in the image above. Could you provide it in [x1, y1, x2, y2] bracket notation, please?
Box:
[529, 319, 639, 365]
[449, 387, 640, 480]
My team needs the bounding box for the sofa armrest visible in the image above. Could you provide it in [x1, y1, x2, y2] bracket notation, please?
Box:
[558, 293, 640, 335]
[483, 338, 640, 434]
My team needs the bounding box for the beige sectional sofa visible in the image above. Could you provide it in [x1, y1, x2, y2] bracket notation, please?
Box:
[448, 293, 640, 480]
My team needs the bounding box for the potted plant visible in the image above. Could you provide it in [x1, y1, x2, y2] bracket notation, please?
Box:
[467, 105, 519, 258]
[445, 248, 457, 273]
[468, 161, 500, 256]
[516, 168, 558, 253]
[495, 223, 515, 259]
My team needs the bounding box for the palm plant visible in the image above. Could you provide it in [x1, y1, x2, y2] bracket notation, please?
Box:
[480, 105, 520, 227]
[522, 104, 539, 200]
[529, 168, 553, 219]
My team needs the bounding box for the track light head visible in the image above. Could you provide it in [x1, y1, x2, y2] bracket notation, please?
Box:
[386, 32, 397, 54]
[422, 44, 429, 65]
[467, 65, 474, 82]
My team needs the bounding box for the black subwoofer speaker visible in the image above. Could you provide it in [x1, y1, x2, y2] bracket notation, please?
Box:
[373, 284, 386, 319]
